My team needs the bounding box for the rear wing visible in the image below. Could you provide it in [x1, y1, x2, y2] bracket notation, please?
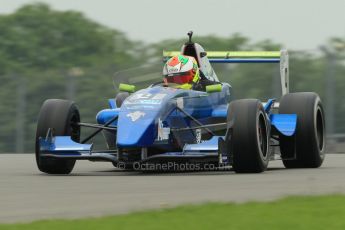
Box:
[163, 50, 289, 95]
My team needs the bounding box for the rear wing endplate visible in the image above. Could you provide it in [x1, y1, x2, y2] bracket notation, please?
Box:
[163, 50, 289, 95]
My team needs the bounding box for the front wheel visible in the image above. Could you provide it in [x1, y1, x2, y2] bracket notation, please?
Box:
[35, 99, 80, 174]
[225, 99, 270, 173]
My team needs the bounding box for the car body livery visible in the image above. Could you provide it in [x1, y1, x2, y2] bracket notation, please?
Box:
[36, 32, 325, 174]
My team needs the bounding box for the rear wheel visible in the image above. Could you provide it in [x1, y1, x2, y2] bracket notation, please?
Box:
[226, 99, 269, 173]
[35, 99, 80, 174]
[115, 92, 129, 107]
[279, 92, 325, 168]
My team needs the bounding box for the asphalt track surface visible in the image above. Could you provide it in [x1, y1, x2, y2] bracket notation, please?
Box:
[1, 153, 345, 223]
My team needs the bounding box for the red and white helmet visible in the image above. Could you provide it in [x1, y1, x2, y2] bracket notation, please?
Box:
[163, 55, 200, 88]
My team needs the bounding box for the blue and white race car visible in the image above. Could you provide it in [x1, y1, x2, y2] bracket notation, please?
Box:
[35, 32, 325, 174]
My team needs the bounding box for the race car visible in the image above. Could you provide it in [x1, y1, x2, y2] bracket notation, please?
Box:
[35, 32, 325, 174]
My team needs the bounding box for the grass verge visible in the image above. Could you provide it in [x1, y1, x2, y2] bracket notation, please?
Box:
[1, 195, 345, 230]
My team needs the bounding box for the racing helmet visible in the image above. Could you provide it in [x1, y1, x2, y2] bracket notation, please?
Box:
[163, 55, 200, 89]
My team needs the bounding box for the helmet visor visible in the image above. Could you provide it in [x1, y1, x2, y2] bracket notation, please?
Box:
[164, 70, 194, 85]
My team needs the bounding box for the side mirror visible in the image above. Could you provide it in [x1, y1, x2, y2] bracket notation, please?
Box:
[206, 84, 222, 93]
[119, 83, 135, 93]
[200, 52, 207, 58]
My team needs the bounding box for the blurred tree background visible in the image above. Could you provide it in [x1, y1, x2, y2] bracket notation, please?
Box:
[0, 3, 344, 152]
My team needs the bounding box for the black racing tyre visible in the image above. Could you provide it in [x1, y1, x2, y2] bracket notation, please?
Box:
[279, 92, 325, 168]
[226, 99, 270, 173]
[115, 92, 129, 107]
[35, 99, 80, 174]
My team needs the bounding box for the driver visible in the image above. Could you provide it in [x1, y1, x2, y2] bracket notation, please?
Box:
[163, 54, 218, 91]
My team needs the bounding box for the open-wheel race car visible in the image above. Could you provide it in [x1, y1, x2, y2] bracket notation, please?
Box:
[35, 32, 325, 174]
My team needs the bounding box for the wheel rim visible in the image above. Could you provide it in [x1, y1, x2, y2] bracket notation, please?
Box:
[70, 112, 80, 142]
[257, 112, 268, 158]
[316, 106, 325, 152]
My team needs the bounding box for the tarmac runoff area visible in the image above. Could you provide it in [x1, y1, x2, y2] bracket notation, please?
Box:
[0, 153, 345, 223]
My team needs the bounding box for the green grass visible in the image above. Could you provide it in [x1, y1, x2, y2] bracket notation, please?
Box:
[1, 195, 345, 230]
